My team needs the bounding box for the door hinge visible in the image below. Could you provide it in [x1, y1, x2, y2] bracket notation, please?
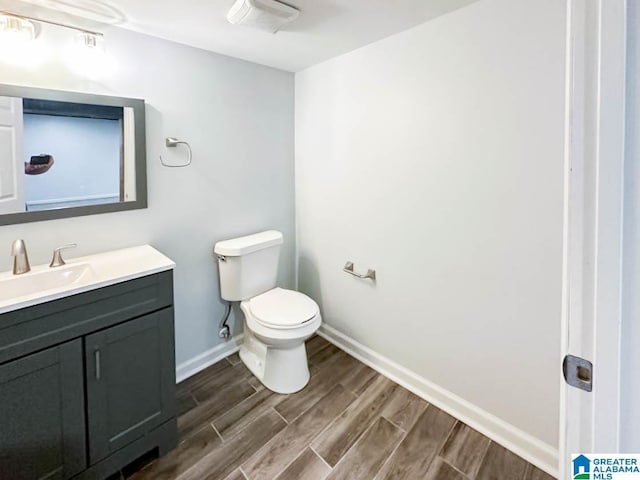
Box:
[563, 354, 593, 392]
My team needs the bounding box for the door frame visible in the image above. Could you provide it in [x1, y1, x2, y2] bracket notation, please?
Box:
[560, 0, 627, 477]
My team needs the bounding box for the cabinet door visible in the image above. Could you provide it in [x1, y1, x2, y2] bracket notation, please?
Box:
[0, 340, 86, 480]
[85, 309, 176, 463]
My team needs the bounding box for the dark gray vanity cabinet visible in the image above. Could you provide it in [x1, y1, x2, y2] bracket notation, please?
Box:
[0, 340, 86, 480]
[0, 271, 177, 480]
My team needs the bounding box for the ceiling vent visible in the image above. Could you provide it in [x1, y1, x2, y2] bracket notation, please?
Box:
[226, 0, 299, 34]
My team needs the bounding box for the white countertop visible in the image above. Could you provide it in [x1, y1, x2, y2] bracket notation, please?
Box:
[0, 245, 175, 314]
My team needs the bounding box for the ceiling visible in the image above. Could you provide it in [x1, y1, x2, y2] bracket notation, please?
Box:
[3, 0, 478, 72]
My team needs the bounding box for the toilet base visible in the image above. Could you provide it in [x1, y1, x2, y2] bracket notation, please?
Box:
[239, 326, 311, 394]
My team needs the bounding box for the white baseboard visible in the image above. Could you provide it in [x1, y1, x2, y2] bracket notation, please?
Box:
[318, 324, 559, 479]
[175, 334, 243, 383]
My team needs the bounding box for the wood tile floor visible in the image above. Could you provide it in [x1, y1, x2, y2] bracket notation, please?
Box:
[124, 335, 555, 480]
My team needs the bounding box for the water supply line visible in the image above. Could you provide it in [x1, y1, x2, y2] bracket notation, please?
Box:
[219, 301, 232, 340]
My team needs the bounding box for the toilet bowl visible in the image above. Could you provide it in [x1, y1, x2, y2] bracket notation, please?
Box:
[213, 230, 322, 394]
[239, 287, 321, 393]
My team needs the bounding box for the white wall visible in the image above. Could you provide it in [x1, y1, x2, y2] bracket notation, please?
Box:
[0, 23, 295, 366]
[621, 0, 640, 452]
[295, 0, 565, 465]
[24, 114, 120, 206]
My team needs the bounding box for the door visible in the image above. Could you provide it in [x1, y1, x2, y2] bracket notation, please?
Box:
[560, 0, 626, 477]
[85, 309, 176, 464]
[0, 96, 25, 214]
[0, 340, 86, 480]
[121, 106, 136, 202]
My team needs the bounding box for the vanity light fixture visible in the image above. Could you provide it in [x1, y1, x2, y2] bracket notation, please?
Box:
[0, 10, 113, 74]
[0, 10, 105, 44]
[0, 10, 105, 52]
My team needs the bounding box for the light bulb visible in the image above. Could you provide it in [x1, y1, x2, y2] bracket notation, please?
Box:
[0, 14, 36, 43]
[0, 14, 49, 67]
[64, 31, 116, 78]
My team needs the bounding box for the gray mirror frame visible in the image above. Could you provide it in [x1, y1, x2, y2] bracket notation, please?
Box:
[0, 84, 147, 226]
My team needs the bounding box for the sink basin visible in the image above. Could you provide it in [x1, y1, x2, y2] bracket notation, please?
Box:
[0, 245, 175, 314]
[0, 263, 95, 302]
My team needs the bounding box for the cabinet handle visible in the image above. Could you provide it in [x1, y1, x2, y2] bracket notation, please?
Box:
[95, 349, 101, 381]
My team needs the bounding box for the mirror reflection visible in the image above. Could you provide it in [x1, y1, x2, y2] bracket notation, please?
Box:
[0, 96, 136, 214]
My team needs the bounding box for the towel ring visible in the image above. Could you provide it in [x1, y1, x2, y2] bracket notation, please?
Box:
[160, 137, 192, 167]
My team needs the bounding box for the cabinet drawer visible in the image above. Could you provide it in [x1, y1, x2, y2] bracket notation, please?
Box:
[0, 340, 86, 480]
[0, 271, 173, 364]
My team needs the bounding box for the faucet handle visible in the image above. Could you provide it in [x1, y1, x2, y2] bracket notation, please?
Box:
[49, 244, 77, 268]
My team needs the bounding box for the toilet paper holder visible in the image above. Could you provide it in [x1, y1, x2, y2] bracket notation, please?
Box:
[343, 261, 376, 281]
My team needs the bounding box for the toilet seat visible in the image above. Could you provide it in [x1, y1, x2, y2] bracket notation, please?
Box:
[248, 288, 318, 330]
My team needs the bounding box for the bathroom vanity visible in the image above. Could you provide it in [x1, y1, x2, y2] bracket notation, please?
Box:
[0, 246, 177, 480]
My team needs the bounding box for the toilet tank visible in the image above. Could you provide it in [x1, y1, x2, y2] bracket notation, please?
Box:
[214, 230, 283, 301]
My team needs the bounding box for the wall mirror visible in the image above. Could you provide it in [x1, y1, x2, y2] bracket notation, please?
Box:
[0, 84, 146, 226]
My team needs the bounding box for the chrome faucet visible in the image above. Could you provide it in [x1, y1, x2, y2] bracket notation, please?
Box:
[11, 239, 30, 275]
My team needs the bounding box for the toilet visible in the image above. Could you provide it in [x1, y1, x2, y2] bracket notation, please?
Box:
[214, 230, 321, 394]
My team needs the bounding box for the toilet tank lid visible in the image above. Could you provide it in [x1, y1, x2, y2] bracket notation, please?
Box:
[214, 230, 283, 256]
